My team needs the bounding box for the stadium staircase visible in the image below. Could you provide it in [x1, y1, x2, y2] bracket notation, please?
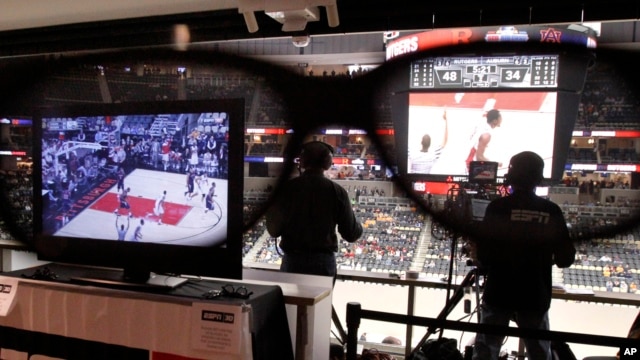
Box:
[243, 231, 273, 264]
[149, 114, 181, 138]
[246, 83, 262, 125]
[409, 218, 434, 274]
[552, 265, 565, 287]
[97, 73, 113, 103]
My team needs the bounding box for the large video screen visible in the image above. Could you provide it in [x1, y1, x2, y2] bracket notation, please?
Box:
[406, 91, 557, 179]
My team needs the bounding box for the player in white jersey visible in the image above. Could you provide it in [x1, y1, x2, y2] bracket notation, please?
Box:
[408, 110, 448, 174]
[154, 190, 166, 225]
[115, 212, 131, 241]
[131, 218, 144, 242]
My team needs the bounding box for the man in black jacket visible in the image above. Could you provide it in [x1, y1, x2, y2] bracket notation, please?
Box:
[473, 151, 576, 360]
[266, 141, 363, 279]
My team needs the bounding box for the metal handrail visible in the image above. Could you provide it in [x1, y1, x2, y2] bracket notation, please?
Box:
[345, 302, 638, 360]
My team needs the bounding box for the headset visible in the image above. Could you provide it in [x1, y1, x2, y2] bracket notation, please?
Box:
[299, 141, 334, 170]
[504, 151, 544, 188]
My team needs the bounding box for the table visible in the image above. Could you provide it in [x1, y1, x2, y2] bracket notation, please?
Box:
[242, 268, 333, 360]
[0, 263, 295, 360]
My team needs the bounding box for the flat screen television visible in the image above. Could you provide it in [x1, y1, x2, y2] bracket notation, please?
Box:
[32, 99, 245, 288]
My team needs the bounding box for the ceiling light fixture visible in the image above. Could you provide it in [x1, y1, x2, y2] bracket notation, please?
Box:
[237, 0, 339, 33]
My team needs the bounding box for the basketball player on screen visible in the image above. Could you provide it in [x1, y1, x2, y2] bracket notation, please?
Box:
[184, 169, 197, 201]
[466, 109, 503, 170]
[161, 137, 171, 171]
[116, 166, 126, 193]
[116, 187, 131, 216]
[154, 190, 166, 225]
[195, 172, 209, 203]
[409, 110, 448, 174]
[204, 182, 216, 214]
[131, 218, 144, 242]
[115, 211, 130, 241]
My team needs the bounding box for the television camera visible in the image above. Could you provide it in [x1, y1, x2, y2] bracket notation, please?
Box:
[408, 161, 508, 357]
[441, 161, 506, 230]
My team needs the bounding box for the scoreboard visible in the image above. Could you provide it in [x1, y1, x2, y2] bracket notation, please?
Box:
[410, 54, 559, 89]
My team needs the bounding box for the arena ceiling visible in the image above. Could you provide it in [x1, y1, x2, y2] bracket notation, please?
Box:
[0, 0, 638, 57]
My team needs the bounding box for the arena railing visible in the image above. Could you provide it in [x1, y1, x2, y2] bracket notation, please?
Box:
[344, 301, 638, 360]
[333, 268, 640, 359]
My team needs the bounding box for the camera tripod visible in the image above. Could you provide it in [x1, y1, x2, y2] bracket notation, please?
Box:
[408, 233, 483, 358]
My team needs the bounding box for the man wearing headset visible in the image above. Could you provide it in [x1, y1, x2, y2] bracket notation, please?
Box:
[266, 141, 363, 279]
[472, 151, 575, 360]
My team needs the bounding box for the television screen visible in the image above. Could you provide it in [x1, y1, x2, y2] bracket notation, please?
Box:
[405, 91, 558, 180]
[468, 161, 499, 184]
[33, 99, 245, 285]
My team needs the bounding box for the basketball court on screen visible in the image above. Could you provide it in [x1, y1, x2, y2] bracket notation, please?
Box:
[53, 169, 228, 247]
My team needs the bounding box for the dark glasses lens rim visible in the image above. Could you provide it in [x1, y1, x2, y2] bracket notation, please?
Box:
[0, 40, 638, 246]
